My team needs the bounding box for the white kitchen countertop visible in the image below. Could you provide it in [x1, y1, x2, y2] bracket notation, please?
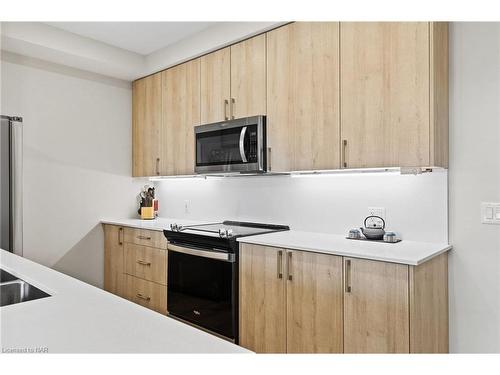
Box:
[100, 217, 451, 265]
[0, 249, 249, 353]
[101, 217, 203, 232]
[237, 231, 451, 266]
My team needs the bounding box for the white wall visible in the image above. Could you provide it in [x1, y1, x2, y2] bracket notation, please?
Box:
[155, 171, 448, 243]
[0, 52, 147, 287]
[448, 22, 500, 353]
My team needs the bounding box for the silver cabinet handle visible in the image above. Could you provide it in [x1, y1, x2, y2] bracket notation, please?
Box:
[267, 147, 272, 172]
[345, 259, 352, 293]
[287, 251, 293, 281]
[230, 98, 235, 119]
[156, 157, 160, 175]
[136, 260, 151, 266]
[224, 99, 229, 120]
[137, 235, 152, 240]
[277, 250, 283, 279]
[118, 227, 123, 246]
[342, 140, 348, 168]
[136, 293, 151, 301]
[239, 126, 248, 163]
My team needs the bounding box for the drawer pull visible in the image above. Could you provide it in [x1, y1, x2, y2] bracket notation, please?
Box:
[137, 235, 152, 240]
[345, 259, 352, 293]
[277, 250, 283, 279]
[136, 260, 151, 266]
[286, 251, 293, 281]
[136, 293, 151, 301]
[118, 227, 123, 245]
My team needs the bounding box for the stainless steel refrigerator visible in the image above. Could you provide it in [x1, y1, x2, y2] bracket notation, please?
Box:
[0, 115, 23, 255]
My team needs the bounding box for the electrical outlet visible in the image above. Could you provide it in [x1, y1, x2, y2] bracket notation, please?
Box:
[184, 200, 190, 214]
[368, 207, 386, 221]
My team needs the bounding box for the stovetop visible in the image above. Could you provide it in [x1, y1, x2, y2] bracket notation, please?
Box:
[168, 220, 290, 239]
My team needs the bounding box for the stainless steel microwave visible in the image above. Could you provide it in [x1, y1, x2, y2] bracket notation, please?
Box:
[194, 115, 266, 174]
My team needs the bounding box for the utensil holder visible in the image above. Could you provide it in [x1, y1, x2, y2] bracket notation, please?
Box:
[141, 206, 155, 220]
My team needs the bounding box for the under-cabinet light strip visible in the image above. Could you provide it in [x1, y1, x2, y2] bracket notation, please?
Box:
[148, 167, 442, 181]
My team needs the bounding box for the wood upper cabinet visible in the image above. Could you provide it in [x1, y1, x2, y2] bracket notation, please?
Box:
[103, 224, 126, 298]
[267, 22, 340, 172]
[132, 73, 162, 177]
[239, 244, 286, 353]
[340, 22, 448, 168]
[343, 257, 409, 353]
[286, 250, 343, 353]
[230, 34, 267, 119]
[162, 58, 200, 175]
[200, 34, 266, 125]
[239, 243, 343, 353]
[200, 47, 231, 124]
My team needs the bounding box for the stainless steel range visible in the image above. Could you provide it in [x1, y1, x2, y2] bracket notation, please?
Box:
[163, 221, 289, 342]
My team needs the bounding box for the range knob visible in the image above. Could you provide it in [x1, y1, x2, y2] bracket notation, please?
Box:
[218, 228, 234, 238]
[170, 223, 183, 232]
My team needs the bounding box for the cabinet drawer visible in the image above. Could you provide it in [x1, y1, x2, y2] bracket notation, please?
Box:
[124, 243, 167, 285]
[123, 227, 167, 249]
[125, 275, 167, 314]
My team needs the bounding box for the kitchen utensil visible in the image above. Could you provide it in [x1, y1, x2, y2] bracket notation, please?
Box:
[383, 231, 398, 243]
[360, 215, 386, 240]
[348, 228, 362, 239]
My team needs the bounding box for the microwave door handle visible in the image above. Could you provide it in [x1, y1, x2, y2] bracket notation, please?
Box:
[239, 126, 248, 163]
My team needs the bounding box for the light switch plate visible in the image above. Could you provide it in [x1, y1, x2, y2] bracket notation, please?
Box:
[368, 207, 386, 221]
[481, 202, 500, 225]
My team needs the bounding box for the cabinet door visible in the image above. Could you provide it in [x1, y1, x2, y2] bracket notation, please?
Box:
[162, 59, 200, 175]
[103, 225, 126, 298]
[344, 258, 409, 353]
[132, 73, 162, 177]
[200, 47, 231, 124]
[239, 244, 286, 353]
[267, 22, 340, 172]
[340, 22, 430, 168]
[286, 251, 343, 353]
[230, 34, 266, 119]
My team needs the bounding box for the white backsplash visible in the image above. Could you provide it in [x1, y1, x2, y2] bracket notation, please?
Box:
[154, 170, 448, 243]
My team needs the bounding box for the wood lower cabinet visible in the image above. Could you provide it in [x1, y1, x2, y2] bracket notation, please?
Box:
[239, 243, 448, 354]
[103, 224, 126, 298]
[343, 258, 409, 353]
[340, 22, 448, 168]
[239, 244, 286, 353]
[132, 72, 162, 177]
[267, 22, 341, 172]
[104, 225, 168, 315]
[286, 250, 343, 353]
[239, 244, 343, 353]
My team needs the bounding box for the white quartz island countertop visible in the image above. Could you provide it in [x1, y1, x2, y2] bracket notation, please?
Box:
[101, 218, 451, 265]
[0, 249, 250, 353]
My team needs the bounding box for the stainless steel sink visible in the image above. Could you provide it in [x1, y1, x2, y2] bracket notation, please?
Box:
[0, 269, 51, 307]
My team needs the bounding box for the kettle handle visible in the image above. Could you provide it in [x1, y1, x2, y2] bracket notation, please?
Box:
[364, 215, 385, 229]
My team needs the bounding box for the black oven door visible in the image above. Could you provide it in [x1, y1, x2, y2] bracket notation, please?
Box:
[167, 244, 238, 341]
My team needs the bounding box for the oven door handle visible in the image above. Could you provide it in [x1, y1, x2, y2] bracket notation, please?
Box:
[167, 243, 235, 262]
[239, 126, 248, 163]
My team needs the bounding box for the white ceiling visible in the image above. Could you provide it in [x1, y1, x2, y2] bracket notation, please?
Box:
[45, 22, 215, 55]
